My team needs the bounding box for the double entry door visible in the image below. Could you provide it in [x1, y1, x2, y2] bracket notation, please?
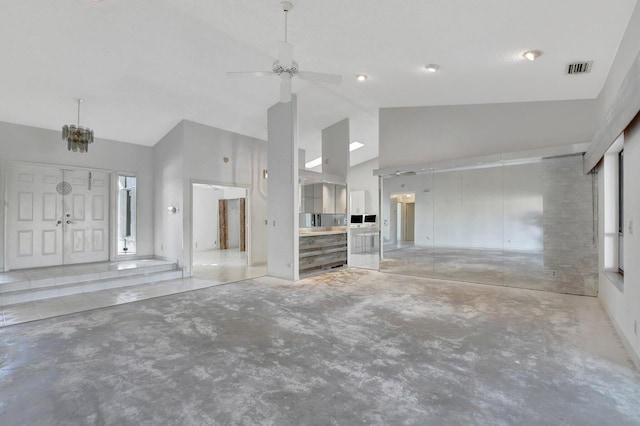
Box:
[6, 163, 110, 270]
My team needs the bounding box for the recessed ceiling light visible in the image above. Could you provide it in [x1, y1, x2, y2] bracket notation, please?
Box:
[424, 64, 439, 73]
[523, 50, 543, 61]
[356, 74, 368, 82]
[349, 141, 364, 152]
[305, 157, 322, 168]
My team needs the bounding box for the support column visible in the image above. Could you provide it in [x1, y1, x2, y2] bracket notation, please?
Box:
[267, 96, 299, 280]
[322, 118, 350, 177]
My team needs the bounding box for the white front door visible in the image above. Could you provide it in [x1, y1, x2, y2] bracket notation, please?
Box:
[61, 169, 109, 265]
[6, 163, 110, 270]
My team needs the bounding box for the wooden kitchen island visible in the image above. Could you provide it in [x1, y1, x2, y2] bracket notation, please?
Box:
[299, 228, 347, 274]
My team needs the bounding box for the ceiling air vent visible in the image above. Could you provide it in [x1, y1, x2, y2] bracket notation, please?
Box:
[567, 61, 593, 75]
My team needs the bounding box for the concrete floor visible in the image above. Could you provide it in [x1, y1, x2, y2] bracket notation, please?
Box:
[1, 269, 638, 425]
[381, 245, 598, 296]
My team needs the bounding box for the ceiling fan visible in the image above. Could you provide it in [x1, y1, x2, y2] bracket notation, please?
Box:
[226, 1, 342, 103]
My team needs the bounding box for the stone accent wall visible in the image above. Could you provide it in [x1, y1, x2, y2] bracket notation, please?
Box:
[543, 155, 598, 295]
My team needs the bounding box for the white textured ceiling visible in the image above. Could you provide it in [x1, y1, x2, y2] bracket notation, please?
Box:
[0, 0, 637, 165]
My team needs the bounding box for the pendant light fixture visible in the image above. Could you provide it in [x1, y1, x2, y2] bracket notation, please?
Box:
[62, 98, 94, 153]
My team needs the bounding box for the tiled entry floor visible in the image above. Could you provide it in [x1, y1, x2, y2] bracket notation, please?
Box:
[0, 258, 263, 327]
[0, 277, 215, 326]
[0, 259, 173, 285]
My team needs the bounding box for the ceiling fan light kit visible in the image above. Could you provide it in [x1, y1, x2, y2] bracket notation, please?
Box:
[226, 0, 342, 103]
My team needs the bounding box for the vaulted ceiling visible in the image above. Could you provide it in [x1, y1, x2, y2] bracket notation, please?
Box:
[1, 0, 637, 166]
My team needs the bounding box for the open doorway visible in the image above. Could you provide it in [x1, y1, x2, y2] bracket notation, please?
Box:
[387, 193, 415, 251]
[192, 183, 252, 279]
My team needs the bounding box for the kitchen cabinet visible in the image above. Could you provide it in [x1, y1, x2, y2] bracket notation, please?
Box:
[322, 183, 335, 213]
[334, 185, 347, 213]
[301, 183, 347, 214]
[350, 190, 365, 214]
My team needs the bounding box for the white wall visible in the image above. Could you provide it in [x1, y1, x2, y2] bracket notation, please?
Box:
[192, 186, 222, 251]
[594, 2, 640, 368]
[598, 116, 640, 368]
[379, 99, 599, 169]
[153, 121, 185, 266]
[349, 157, 379, 214]
[186, 121, 266, 269]
[267, 99, 299, 280]
[224, 187, 247, 199]
[153, 117, 272, 275]
[598, 2, 640, 119]
[0, 121, 155, 270]
[227, 199, 241, 249]
[322, 119, 349, 177]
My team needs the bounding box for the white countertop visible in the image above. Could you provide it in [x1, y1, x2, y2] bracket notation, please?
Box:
[299, 227, 347, 237]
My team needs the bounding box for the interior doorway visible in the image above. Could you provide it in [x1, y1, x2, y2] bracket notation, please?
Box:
[388, 193, 415, 250]
[192, 183, 259, 280]
[5, 162, 110, 270]
[217, 198, 246, 251]
[402, 202, 415, 242]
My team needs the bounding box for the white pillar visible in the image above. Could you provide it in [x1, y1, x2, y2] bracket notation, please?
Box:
[322, 118, 350, 177]
[267, 96, 299, 280]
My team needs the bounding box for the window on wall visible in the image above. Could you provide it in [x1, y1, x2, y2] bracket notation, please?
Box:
[117, 175, 137, 255]
[618, 150, 624, 274]
[603, 134, 623, 280]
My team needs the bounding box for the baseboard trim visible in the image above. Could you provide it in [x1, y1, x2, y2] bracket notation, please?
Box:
[599, 298, 640, 370]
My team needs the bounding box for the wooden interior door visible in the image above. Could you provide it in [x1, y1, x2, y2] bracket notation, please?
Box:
[218, 199, 228, 250]
[403, 202, 415, 242]
[218, 197, 246, 252]
[240, 198, 246, 252]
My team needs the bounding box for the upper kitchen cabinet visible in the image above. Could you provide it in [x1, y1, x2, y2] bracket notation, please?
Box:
[335, 184, 347, 214]
[300, 182, 347, 214]
[350, 190, 365, 214]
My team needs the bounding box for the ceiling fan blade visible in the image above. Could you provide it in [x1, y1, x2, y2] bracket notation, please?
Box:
[297, 71, 342, 84]
[280, 77, 292, 103]
[278, 41, 294, 69]
[226, 71, 275, 78]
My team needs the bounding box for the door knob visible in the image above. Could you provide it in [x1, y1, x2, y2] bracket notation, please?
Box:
[56, 220, 62, 227]
[66, 220, 75, 225]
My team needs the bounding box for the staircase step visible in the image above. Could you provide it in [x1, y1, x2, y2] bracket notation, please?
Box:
[0, 261, 178, 294]
[1, 269, 183, 306]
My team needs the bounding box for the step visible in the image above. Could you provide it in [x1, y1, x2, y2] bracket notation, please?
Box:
[0, 269, 183, 306]
[0, 261, 178, 294]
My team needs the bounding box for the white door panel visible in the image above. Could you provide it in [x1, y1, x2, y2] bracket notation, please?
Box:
[6, 164, 110, 270]
[7, 164, 64, 269]
[61, 169, 110, 265]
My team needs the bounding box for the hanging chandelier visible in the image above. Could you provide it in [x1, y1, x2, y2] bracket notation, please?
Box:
[62, 98, 94, 153]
